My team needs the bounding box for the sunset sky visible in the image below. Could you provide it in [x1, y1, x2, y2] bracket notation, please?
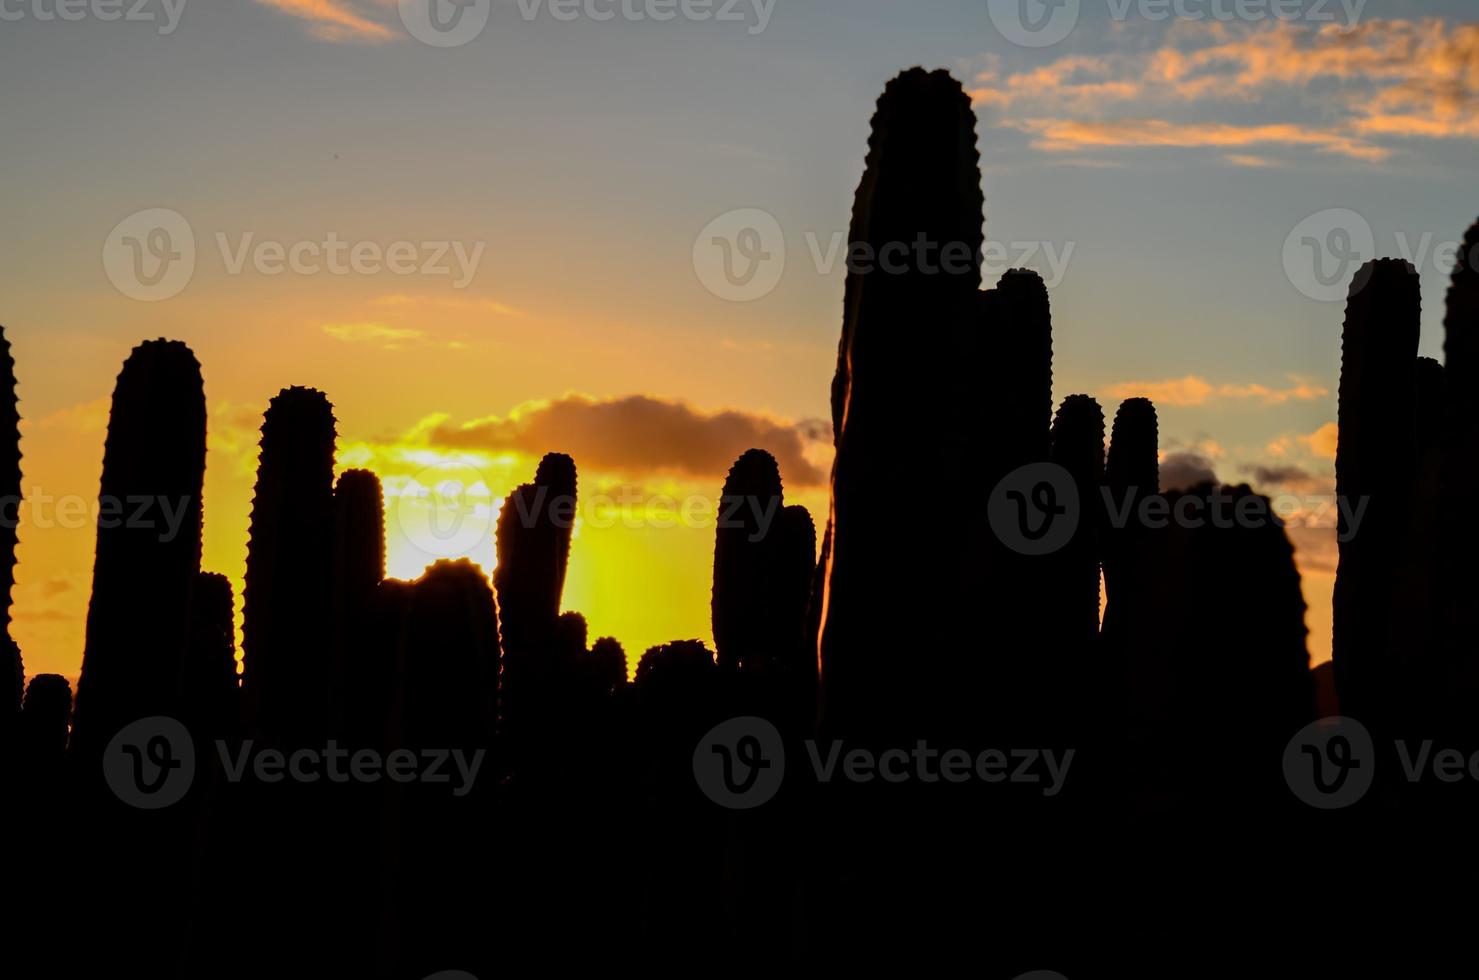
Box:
[2, 0, 1476, 681]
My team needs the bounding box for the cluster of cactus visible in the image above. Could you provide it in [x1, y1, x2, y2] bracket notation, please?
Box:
[1332, 222, 1479, 746]
[816, 69, 1317, 768]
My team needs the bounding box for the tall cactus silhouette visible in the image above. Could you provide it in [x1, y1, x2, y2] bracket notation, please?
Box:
[819, 67, 984, 742]
[0, 327, 19, 748]
[71, 340, 206, 761]
[1439, 218, 1479, 727]
[981, 269, 1055, 483]
[1050, 393, 1107, 648]
[1103, 398, 1159, 624]
[184, 571, 237, 743]
[495, 452, 577, 774]
[1334, 259, 1421, 727]
[241, 386, 337, 744]
[712, 448, 785, 672]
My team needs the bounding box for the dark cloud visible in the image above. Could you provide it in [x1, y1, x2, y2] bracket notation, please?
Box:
[431, 394, 827, 486]
[1244, 463, 1313, 487]
[1160, 451, 1218, 492]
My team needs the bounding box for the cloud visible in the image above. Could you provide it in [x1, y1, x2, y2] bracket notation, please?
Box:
[252, 0, 394, 43]
[429, 393, 828, 486]
[971, 18, 1479, 162]
[1301, 422, 1339, 460]
[371, 293, 527, 318]
[322, 322, 427, 349]
[1159, 451, 1218, 492]
[1106, 375, 1328, 407]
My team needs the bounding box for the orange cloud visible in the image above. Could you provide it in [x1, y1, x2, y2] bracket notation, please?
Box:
[253, 0, 394, 43]
[1106, 376, 1329, 407]
[972, 18, 1479, 162]
[1300, 422, 1339, 460]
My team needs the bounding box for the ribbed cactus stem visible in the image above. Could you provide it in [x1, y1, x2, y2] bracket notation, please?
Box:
[397, 559, 499, 749]
[71, 339, 206, 760]
[1102, 397, 1159, 643]
[1333, 259, 1421, 723]
[819, 68, 984, 741]
[712, 449, 785, 672]
[1051, 394, 1106, 644]
[589, 636, 628, 693]
[0, 327, 20, 642]
[984, 268, 1055, 478]
[241, 386, 337, 744]
[334, 468, 385, 604]
[184, 571, 237, 742]
[1439, 220, 1479, 698]
[20, 673, 71, 766]
[634, 639, 716, 692]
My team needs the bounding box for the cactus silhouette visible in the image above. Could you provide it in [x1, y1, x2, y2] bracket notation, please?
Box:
[588, 636, 629, 694]
[819, 67, 984, 743]
[495, 452, 577, 776]
[184, 571, 237, 743]
[1333, 259, 1421, 728]
[712, 449, 788, 672]
[396, 559, 500, 750]
[71, 340, 206, 761]
[1102, 397, 1159, 628]
[1439, 218, 1479, 730]
[0, 327, 20, 747]
[333, 468, 385, 612]
[981, 269, 1055, 483]
[241, 386, 337, 744]
[1050, 393, 1107, 648]
[20, 673, 70, 773]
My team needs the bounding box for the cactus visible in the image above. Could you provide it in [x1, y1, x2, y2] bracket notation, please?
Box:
[241, 386, 337, 744]
[1333, 259, 1421, 727]
[819, 68, 984, 742]
[396, 559, 499, 750]
[712, 448, 785, 673]
[1102, 398, 1159, 623]
[588, 636, 628, 694]
[1050, 393, 1107, 647]
[71, 340, 206, 761]
[183, 571, 237, 743]
[981, 269, 1055, 482]
[634, 639, 716, 694]
[0, 327, 20, 743]
[20, 673, 71, 772]
[495, 453, 577, 775]
[1439, 219, 1479, 725]
[333, 468, 385, 612]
